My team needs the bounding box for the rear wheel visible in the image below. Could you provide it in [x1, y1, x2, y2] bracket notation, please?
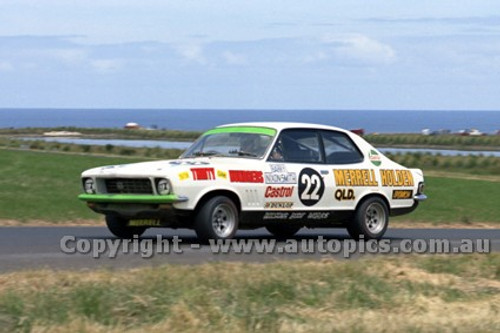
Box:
[266, 224, 301, 239]
[105, 215, 147, 239]
[347, 197, 389, 240]
[194, 196, 239, 241]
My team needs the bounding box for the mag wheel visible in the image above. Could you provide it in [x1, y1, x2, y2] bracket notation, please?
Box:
[195, 196, 239, 241]
[105, 215, 147, 239]
[347, 197, 389, 240]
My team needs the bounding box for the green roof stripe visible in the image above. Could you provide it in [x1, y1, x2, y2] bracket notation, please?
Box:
[203, 126, 276, 137]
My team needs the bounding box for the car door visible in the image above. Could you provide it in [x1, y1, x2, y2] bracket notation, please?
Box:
[265, 128, 332, 214]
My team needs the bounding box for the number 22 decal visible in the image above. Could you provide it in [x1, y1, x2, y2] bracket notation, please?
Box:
[298, 168, 325, 206]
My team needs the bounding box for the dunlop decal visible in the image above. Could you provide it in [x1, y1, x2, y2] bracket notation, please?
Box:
[264, 202, 294, 209]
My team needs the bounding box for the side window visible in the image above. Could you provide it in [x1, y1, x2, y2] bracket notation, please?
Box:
[321, 130, 363, 164]
[269, 129, 322, 163]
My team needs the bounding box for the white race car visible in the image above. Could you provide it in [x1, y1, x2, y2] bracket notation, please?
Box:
[79, 122, 426, 240]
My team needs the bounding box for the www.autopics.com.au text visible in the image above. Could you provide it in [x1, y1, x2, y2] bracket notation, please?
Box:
[60, 235, 490, 259]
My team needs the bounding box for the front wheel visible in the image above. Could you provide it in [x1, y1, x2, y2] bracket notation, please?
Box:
[105, 215, 147, 239]
[194, 196, 239, 241]
[347, 197, 389, 240]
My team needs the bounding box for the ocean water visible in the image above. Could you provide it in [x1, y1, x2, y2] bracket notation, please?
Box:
[1, 109, 499, 134]
[22, 137, 500, 157]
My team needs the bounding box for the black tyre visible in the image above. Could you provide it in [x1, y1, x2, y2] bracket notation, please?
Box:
[347, 196, 389, 240]
[265, 224, 301, 239]
[194, 196, 239, 241]
[105, 215, 147, 239]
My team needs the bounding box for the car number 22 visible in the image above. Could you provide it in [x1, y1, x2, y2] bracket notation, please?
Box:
[298, 168, 324, 206]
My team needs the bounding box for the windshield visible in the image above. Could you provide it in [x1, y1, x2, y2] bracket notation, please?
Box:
[181, 126, 276, 159]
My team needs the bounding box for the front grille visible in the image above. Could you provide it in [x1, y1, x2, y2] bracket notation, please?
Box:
[104, 178, 153, 194]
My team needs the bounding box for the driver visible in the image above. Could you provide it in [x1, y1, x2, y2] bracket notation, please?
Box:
[240, 134, 268, 157]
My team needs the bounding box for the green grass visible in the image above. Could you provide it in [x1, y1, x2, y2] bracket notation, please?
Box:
[0, 149, 144, 222]
[394, 176, 500, 223]
[387, 152, 500, 176]
[0, 254, 499, 332]
[0, 148, 499, 224]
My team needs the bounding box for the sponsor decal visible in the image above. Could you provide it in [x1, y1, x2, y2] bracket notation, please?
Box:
[217, 170, 227, 179]
[307, 212, 330, 220]
[270, 164, 287, 173]
[264, 186, 294, 198]
[128, 219, 161, 227]
[262, 211, 329, 220]
[298, 168, 325, 206]
[229, 170, 264, 183]
[369, 149, 382, 166]
[264, 172, 297, 184]
[334, 169, 379, 187]
[265, 164, 297, 184]
[335, 189, 355, 201]
[392, 190, 413, 200]
[263, 212, 289, 220]
[289, 212, 307, 220]
[264, 201, 294, 209]
[191, 167, 215, 181]
[178, 171, 189, 181]
[380, 169, 414, 187]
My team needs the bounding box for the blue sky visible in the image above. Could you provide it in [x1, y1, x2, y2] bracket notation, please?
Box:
[1, 0, 500, 110]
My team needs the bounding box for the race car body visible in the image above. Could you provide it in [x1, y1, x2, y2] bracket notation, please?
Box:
[79, 122, 426, 240]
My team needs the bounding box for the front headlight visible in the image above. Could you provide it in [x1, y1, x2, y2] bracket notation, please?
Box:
[83, 178, 96, 194]
[156, 178, 172, 195]
[418, 182, 425, 194]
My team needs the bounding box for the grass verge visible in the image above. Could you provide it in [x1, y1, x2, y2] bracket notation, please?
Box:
[0, 148, 499, 225]
[0, 149, 142, 222]
[0, 254, 499, 332]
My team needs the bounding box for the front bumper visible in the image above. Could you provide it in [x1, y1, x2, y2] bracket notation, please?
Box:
[414, 193, 427, 201]
[78, 194, 189, 222]
[78, 194, 188, 204]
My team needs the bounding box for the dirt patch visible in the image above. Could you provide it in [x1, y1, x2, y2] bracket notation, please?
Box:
[0, 219, 103, 227]
[391, 221, 500, 229]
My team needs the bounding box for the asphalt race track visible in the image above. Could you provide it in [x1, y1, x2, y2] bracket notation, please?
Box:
[0, 227, 499, 273]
